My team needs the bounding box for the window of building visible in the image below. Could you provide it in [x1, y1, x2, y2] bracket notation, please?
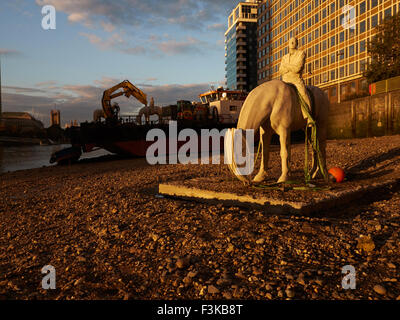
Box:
[322, 8, 327, 19]
[315, 75, 320, 85]
[339, 49, 345, 60]
[371, 0, 378, 9]
[322, 56, 327, 67]
[315, 29, 319, 39]
[308, 18, 312, 28]
[330, 53, 335, 63]
[349, 26, 356, 37]
[339, 66, 345, 78]
[349, 44, 354, 56]
[360, 59, 367, 72]
[322, 40, 327, 51]
[339, 0, 345, 8]
[331, 70, 336, 81]
[315, 59, 319, 69]
[339, 31, 345, 43]
[384, 8, 391, 19]
[330, 36, 335, 47]
[322, 24, 327, 34]
[307, 47, 312, 57]
[360, 1, 366, 15]
[331, 19, 335, 31]
[315, 44, 319, 54]
[308, 33, 313, 43]
[360, 20, 366, 33]
[330, 3, 335, 13]
[349, 63, 355, 75]
[360, 40, 366, 52]
[371, 14, 378, 28]
[322, 72, 328, 83]
[315, 13, 319, 24]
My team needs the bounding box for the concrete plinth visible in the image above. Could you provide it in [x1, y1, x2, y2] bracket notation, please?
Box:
[158, 177, 400, 215]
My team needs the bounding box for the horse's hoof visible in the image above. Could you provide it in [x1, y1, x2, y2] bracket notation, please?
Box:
[277, 175, 290, 183]
[253, 172, 267, 183]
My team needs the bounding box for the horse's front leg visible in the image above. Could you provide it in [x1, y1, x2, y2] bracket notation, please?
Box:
[253, 123, 273, 183]
[277, 127, 291, 183]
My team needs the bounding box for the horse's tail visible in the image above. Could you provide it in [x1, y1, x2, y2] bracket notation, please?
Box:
[224, 128, 254, 184]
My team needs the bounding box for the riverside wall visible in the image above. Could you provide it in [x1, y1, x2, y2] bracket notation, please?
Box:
[327, 89, 400, 139]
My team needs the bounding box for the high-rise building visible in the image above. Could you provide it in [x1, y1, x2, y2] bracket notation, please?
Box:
[50, 110, 60, 126]
[257, 0, 400, 103]
[225, 0, 262, 92]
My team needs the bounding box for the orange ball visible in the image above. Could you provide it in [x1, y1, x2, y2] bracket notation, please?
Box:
[328, 167, 345, 183]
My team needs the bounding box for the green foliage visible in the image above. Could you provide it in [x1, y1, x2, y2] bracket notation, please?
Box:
[364, 13, 400, 83]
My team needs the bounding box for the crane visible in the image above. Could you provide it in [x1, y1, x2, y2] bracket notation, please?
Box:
[101, 80, 148, 120]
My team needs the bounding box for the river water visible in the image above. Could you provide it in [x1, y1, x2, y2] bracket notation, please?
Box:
[0, 145, 112, 173]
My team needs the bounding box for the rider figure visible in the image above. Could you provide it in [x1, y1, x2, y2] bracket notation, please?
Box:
[279, 37, 313, 126]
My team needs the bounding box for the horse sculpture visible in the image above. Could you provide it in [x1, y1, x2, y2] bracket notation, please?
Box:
[136, 97, 163, 124]
[227, 80, 330, 183]
[136, 105, 163, 124]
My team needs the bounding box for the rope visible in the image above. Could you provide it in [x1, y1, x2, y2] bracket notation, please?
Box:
[296, 90, 329, 183]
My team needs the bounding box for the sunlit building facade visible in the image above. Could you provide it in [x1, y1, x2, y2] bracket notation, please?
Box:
[257, 0, 400, 103]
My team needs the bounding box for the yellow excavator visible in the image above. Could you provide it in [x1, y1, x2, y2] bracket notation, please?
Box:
[100, 80, 148, 120]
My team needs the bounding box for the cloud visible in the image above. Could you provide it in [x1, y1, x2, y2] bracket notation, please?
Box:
[0, 48, 22, 57]
[79, 31, 125, 50]
[35, 0, 236, 31]
[79, 30, 211, 56]
[156, 37, 208, 55]
[35, 80, 58, 87]
[207, 23, 226, 33]
[3, 86, 46, 94]
[100, 21, 116, 32]
[120, 46, 147, 55]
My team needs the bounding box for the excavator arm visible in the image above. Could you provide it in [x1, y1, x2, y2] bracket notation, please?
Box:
[102, 80, 148, 119]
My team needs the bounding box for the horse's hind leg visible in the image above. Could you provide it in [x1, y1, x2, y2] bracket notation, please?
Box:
[277, 127, 291, 183]
[253, 123, 273, 183]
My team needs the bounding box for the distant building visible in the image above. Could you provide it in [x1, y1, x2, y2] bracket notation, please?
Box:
[0, 112, 44, 136]
[225, 0, 261, 92]
[50, 110, 61, 126]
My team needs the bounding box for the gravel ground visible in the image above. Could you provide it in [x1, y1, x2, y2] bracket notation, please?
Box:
[0, 135, 400, 300]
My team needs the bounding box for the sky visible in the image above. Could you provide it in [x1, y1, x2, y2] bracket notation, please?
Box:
[0, 0, 238, 126]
